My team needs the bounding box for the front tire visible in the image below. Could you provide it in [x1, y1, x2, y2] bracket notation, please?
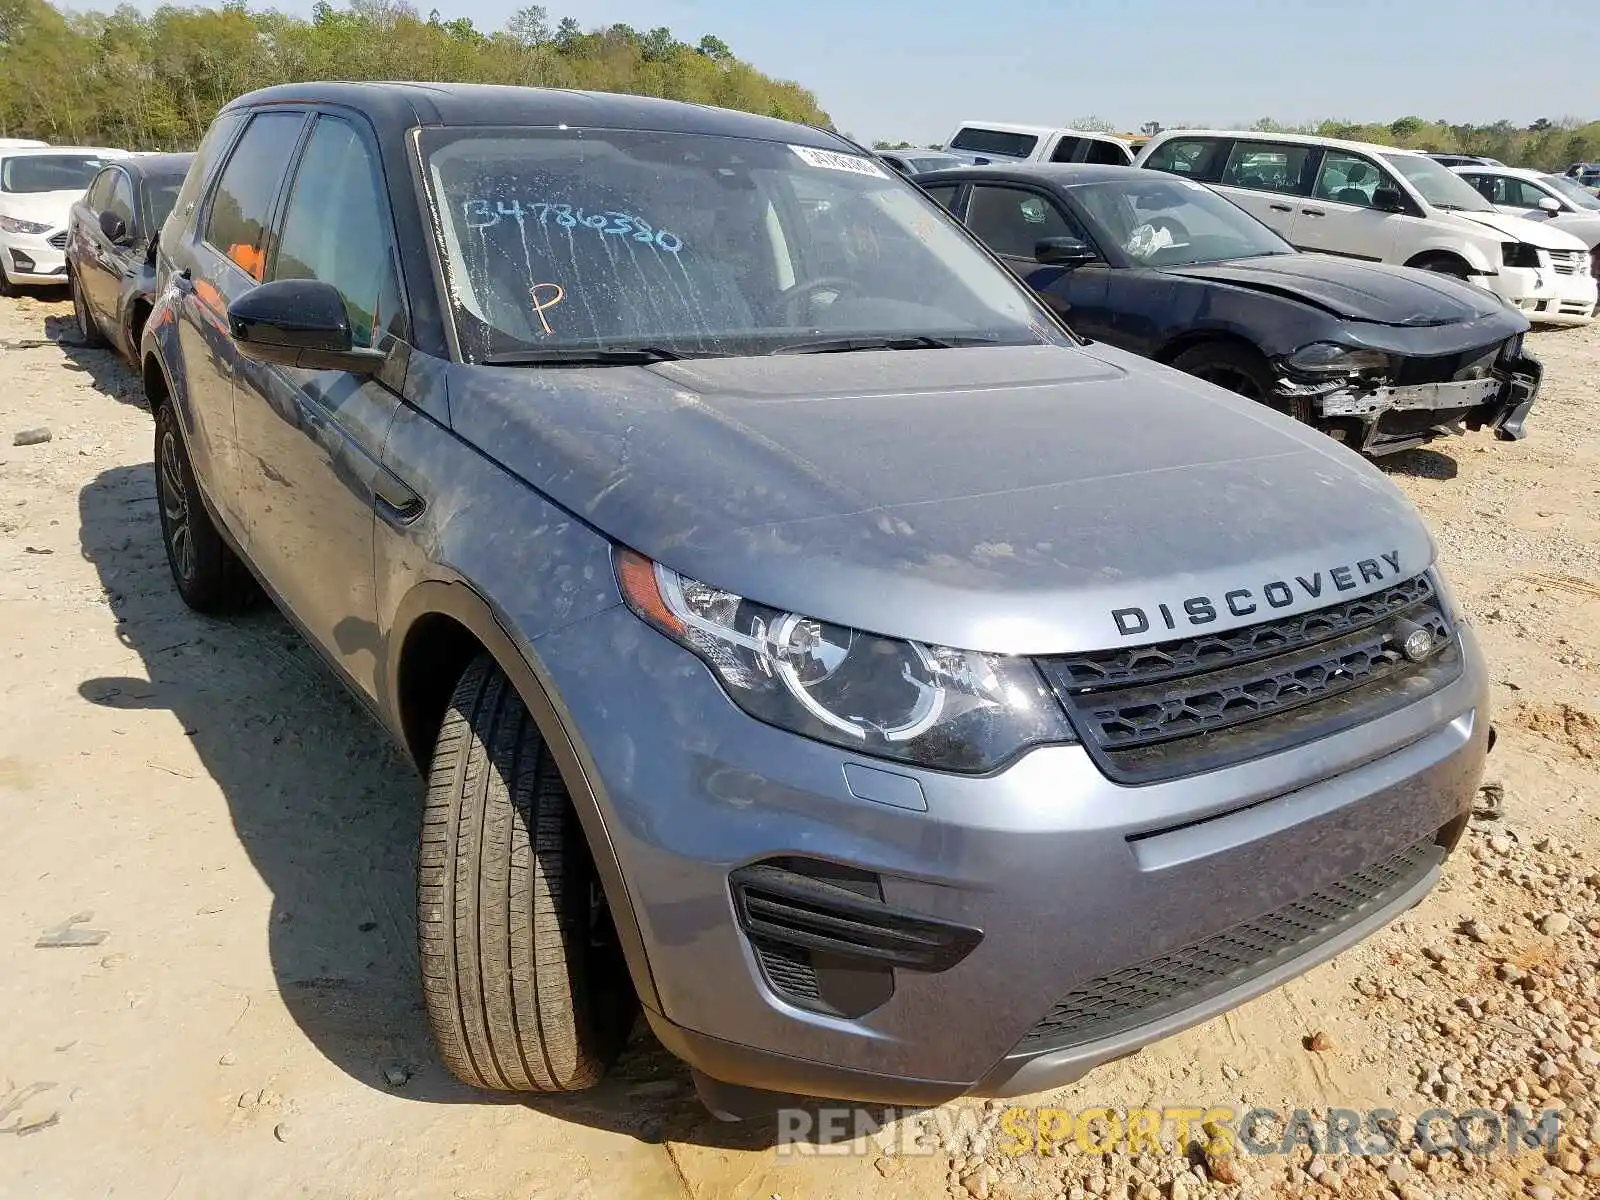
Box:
[1172, 342, 1313, 424]
[419, 657, 636, 1092]
[70, 270, 107, 347]
[153, 401, 255, 613]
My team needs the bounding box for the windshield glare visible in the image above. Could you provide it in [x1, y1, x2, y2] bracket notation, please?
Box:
[1381, 153, 1493, 212]
[422, 128, 1060, 360]
[1542, 174, 1600, 211]
[0, 154, 110, 194]
[1072, 177, 1293, 267]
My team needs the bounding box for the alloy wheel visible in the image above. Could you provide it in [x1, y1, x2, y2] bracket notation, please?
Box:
[159, 429, 195, 582]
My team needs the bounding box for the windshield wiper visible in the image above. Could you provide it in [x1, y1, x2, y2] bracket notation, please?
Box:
[482, 346, 689, 366]
[770, 334, 1002, 355]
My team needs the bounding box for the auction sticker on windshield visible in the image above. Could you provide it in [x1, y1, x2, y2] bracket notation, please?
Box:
[790, 145, 889, 177]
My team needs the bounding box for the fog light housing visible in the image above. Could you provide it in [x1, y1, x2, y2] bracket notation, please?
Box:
[10, 249, 36, 273]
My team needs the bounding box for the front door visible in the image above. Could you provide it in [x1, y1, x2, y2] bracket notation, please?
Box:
[79, 167, 131, 325]
[1292, 149, 1409, 262]
[230, 111, 412, 700]
[961, 182, 1119, 343]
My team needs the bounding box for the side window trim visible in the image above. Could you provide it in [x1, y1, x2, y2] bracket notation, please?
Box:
[266, 106, 413, 346]
[197, 107, 313, 284]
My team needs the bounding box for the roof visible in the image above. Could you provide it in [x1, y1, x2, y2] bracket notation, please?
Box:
[119, 152, 194, 179]
[1451, 164, 1549, 179]
[224, 82, 846, 150]
[0, 145, 129, 158]
[912, 162, 1150, 187]
[951, 121, 1132, 145]
[1142, 128, 1427, 159]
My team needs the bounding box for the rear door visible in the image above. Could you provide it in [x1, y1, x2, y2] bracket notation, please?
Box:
[230, 109, 413, 698]
[1295, 149, 1413, 261]
[173, 109, 308, 524]
[1212, 138, 1317, 241]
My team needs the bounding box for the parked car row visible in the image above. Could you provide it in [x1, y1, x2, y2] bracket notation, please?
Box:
[104, 82, 1490, 1123]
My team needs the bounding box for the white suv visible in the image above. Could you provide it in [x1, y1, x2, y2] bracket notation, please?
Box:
[1135, 130, 1597, 326]
[945, 121, 1134, 166]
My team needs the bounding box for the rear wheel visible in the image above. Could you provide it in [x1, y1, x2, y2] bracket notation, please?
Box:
[1172, 342, 1313, 424]
[70, 271, 107, 347]
[419, 656, 636, 1092]
[153, 401, 255, 613]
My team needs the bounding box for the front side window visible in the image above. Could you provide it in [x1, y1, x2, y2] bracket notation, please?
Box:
[202, 111, 306, 281]
[272, 115, 404, 349]
[85, 168, 117, 211]
[105, 172, 135, 229]
[422, 128, 1066, 361]
[1219, 141, 1312, 195]
[0, 154, 112, 194]
[1083, 139, 1131, 166]
[922, 184, 961, 213]
[948, 128, 1039, 159]
[964, 185, 1085, 258]
[1541, 174, 1600, 211]
[1313, 151, 1396, 208]
[1071, 177, 1293, 267]
[1048, 137, 1084, 163]
[1381, 153, 1494, 212]
[1143, 138, 1226, 181]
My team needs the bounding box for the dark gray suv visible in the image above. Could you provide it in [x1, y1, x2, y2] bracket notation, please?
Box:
[141, 82, 1490, 1116]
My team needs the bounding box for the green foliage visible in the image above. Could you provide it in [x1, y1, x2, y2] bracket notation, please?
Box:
[0, 0, 831, 146]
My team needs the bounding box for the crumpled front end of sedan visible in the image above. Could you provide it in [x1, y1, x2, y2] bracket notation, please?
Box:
[1273, 331, 1543, 457]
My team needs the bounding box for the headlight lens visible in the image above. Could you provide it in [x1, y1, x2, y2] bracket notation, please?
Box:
[615, 549, 1074, 772]
[1285, 342, 1392, 376]
[0, 215, 52, 235]
[1500, 242, 1540, 269]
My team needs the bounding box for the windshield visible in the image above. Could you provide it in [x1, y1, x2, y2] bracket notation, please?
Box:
[1381, 153, 1494, 212]
[1070, 176, 1293, 267]
[0, 154, 110, 194]
[1542, 174, 1600, 211]
[421, 127, 1064, 360]
[146, 178, 184, 228]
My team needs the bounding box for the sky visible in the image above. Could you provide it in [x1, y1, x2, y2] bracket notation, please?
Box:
[127, 0, 1600, 145]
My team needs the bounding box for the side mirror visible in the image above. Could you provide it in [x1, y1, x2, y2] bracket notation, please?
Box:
[227, 279, 386, 374]
[1034, 236, 1098, 267]
[1372, 187, 1407, 213]
[98, 209, 128, 244]
[1538, 195, 1562, 214]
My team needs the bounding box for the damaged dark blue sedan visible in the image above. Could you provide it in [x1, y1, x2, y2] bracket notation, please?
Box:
[921, 163, 1541, 456]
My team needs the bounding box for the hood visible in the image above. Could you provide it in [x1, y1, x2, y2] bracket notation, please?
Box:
[0, 190, 81, 228]
[1166, 253, 1505, 326]
[1451, 208, 1590, 250]
[446, 344, 1435, 654]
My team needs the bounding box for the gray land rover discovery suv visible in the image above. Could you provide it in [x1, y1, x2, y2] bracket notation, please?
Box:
[140, 82, 1489, 1116]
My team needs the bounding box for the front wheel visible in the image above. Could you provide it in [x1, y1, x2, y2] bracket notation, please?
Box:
[419, 656, 636, 1092]
[1172, 342, 1313, 424]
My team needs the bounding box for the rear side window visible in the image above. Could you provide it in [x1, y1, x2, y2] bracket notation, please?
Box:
[950, 127, 1039, 159]
[1219, 141, 1313, 195]
[202, 111, 305, 281]
[168, 111, 246, 233]
[272, 114, 406, 349]
[1143, 137, 1226, 181]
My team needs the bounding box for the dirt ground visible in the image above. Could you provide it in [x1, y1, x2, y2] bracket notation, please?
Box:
[1, 290, 1597, 1200]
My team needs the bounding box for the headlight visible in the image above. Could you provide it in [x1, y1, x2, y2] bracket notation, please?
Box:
[1500, 242, 1540, 269]
[0, 215, 52, 235]
[1285, 342, 1392, 376]
[615, 550, 1075, 772]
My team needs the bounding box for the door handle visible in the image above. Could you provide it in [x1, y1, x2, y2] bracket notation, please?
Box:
[1269, 202, 1294, 213]
[372, 471, 424, 525]
[1301, 207, 1327, 217]
[173, 267, 193, 294]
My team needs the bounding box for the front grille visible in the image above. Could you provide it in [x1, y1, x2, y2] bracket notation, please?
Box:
[1016, 839, 1443, 1052]
[1038, 575, 1460, 784]
[1390, 343, 1504, 386]
[46, 231, 67, 250]
[1548, 249, 1582, 276]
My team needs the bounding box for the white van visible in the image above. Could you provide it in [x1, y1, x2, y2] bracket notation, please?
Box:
[1135, 129, 1596, 325]
[945, 121, 1134, 167]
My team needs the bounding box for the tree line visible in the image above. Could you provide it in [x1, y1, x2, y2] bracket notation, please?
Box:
[0, 0, 831, 149]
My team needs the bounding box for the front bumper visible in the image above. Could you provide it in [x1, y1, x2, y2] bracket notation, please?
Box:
[1486, 263, 1596, 326]
[1, 228, 68, 285]
[535, 608, 1491, 1106]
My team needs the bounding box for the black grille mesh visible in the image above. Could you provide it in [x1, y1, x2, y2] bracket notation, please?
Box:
[47, 231, 68, 250]
[1018, 840, 1441, 1051]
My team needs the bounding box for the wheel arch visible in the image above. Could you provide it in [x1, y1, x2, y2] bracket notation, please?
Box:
[387, 578, 662, 1014]
[1154, 327, 1270, 368]
[1403, 246, 1485, 276]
